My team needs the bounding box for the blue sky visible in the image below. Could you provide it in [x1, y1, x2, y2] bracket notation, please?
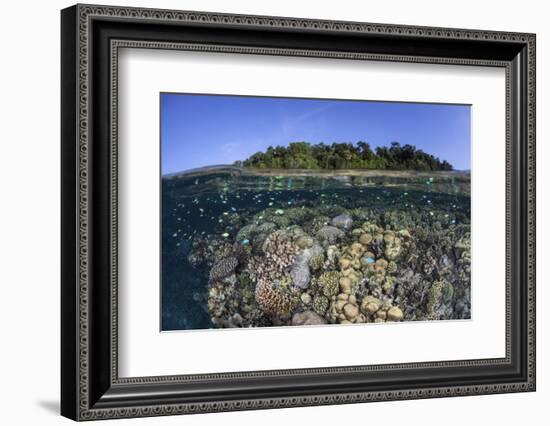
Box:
[161, 93, 471, 175]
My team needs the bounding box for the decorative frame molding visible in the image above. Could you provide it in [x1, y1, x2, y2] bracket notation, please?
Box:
[61, 4, 536, 421]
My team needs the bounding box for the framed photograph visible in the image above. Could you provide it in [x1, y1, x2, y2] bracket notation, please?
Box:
[61, 4, 536, 421]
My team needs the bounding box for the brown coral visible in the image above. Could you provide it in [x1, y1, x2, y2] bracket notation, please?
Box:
[328, 293, 364, 324]
[247, 231, 299, 317]
[254, 279, 293, 316]
[262, 231, 298, 269]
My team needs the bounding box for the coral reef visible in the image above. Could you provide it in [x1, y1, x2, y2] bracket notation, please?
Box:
[331, 214, 353, 229]
[209, 256, 238, 282]
[316, 226, 345, 245]
[318, 271, 341, 298]
[312, 294, 329, 316]
[187, 190, 471, 329]
[292, 311, 328, 326]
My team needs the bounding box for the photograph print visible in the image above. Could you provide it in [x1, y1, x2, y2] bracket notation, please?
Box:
[161, 93, 471, 331]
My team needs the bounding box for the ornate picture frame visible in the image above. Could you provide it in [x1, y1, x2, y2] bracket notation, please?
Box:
[61, 4, 536, 421]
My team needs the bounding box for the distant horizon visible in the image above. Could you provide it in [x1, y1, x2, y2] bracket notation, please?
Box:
[161, 93, 471, 175]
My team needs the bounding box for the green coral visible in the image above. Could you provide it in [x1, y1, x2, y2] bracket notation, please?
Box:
[271, 215, 290, 228]
[441, 280, 454, 303]
[426, 281, 443, 317]
[313, 294, 329, 316]
[278, 274, 292, 288]
[318, 271, 340, 297]
[309, 253, 325, 271]
[285, 207, 314, 223]
[382, 276, 394, 294]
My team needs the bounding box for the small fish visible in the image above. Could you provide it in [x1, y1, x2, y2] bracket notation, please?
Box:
[222, 232, 229, 238]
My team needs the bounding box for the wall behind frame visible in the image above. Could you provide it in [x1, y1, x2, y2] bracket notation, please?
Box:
[0, 0, 546, 425]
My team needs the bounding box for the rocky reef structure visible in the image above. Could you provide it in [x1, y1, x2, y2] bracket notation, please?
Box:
[187, 195, 471, 329]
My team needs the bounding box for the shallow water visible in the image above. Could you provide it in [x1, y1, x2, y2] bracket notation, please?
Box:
[161, 169, 470, 331]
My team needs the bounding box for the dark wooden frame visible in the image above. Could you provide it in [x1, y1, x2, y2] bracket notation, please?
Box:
[61, 4, 536, 421]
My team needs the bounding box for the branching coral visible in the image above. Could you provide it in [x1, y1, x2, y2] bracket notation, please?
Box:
[247, 231, 299, 317]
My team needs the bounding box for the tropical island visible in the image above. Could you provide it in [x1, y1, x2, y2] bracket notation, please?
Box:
[236, 141, 453, 171]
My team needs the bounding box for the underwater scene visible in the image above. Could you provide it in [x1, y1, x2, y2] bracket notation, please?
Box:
[160, 93, 471, 331]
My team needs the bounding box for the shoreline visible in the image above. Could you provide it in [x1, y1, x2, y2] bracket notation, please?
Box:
[163, 165, 471, 180]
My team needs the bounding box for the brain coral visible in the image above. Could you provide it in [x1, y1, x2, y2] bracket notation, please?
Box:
[318, 271, 341, 297]
[209, 256, 238, 282]
[254, 279, 293, 317]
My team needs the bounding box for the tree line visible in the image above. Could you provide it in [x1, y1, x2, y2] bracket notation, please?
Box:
[237, 141, 453, 171]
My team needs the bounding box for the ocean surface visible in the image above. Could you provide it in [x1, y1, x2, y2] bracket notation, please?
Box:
[161, 168, 471, 331]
